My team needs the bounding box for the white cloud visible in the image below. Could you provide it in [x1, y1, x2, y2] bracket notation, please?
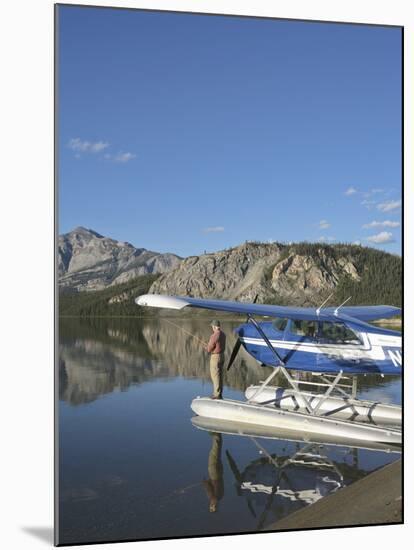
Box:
[345, 187, 389, 201]
[318, 236, 336, 242]
[68, 139, 136, 163]
[361, 199, 377, 209]
[377, 199, 401, 212]
[68, 138, 89, 152]
[318, 220, 330, 229]
[362, 188, 385, 198]
[68, 137, 109, 154]
[362, 220, 400, 229]
[204, 226, 225, 233]
[113, 152, 136, 163]
[353, 240, 361, 245]
[90, 141, 109, 153]
[366, 231, 395, 244]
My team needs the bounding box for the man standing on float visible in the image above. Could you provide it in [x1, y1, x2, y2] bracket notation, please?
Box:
[205, 320, 226, 399]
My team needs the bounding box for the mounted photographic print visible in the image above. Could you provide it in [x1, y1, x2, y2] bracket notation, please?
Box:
[56, 3, 403, 546]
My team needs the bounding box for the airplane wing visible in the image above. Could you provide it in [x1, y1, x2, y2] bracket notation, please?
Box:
[136, 294, 400, 322]
[327, 305, 401, 321]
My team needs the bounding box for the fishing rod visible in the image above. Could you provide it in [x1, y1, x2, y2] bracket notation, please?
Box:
[161, 318, 208, 347]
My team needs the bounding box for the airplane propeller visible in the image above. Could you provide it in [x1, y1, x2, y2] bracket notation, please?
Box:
[227, 338, 242, 371]
[227, 294, 258, 371]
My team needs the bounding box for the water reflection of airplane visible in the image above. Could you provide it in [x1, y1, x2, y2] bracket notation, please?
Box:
[226, 445, 344, 528]
[137, 294, 401, 444]
[193, 416, 401, 530]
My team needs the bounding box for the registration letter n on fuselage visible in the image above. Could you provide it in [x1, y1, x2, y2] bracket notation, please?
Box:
[388, 349, 402, 367]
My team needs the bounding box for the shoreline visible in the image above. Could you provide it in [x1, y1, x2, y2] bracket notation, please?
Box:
[262, 459, 402, 531]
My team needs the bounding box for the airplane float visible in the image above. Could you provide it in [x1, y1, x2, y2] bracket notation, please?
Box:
[136, 294, 402, 445]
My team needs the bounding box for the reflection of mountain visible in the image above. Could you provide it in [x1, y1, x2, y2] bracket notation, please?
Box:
[59, 317, 400, 406]
[59, 318, 154, 404]
[59, 318, 269, 405]
[59, 344, 157, 405]
[140, 319, 269, 387]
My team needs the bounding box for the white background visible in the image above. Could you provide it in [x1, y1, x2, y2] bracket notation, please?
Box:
[0, 1, 411, 549]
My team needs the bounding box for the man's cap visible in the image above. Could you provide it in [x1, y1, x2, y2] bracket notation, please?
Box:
[211, 319, 221, 327]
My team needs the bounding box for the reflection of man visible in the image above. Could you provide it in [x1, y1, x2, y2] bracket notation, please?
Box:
[203, 433, 224, 513]
[205, 320, 226, 399]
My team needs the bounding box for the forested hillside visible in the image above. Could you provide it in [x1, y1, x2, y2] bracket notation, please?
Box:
[59, 274, 159, 316]
[329, 245, 401, 307]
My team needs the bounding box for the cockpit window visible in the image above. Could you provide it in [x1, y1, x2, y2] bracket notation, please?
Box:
[272, 317, 288, 331]
[320, 322, 361, 344]
[290, 320, 318, 338]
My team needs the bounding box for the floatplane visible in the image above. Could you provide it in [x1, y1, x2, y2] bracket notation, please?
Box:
[135, 294, 402, 445]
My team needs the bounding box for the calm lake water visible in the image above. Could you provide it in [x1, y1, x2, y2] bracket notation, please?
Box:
[58, 317, 401, 545]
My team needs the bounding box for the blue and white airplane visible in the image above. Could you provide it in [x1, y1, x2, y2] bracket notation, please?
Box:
[136, 294, 402, 376]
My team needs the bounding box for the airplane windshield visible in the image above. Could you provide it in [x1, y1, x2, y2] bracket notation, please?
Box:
[290, 320, 318, 339]
[272, 318, 288, 331]
[319, 322, 362, 345]
[288, 320, 362, 344]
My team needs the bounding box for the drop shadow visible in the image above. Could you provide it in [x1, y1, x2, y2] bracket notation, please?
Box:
[22, 526, 54, 545]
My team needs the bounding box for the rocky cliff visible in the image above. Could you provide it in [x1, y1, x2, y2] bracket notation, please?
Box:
[58, 227, 182, 291]
[149, 242, 365, 306]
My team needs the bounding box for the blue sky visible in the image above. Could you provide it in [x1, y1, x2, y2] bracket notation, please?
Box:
[58, 6, 402, 257]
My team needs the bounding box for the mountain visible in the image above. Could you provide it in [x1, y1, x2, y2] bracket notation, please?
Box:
[58, 229, 401, 311]
[58, 227, 182, 291]
[149, 241, 402, 307]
